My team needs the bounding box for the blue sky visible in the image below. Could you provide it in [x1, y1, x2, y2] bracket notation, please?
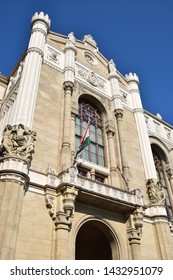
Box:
[0, 0, 173, 125]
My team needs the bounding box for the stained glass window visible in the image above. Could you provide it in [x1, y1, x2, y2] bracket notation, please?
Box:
[75, 99, 105, 167]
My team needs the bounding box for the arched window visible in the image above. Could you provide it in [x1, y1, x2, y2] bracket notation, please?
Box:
[75, 99, 105, 167]
[152, 149, 173, 220]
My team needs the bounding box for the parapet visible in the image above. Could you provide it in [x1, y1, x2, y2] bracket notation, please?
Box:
[125, 72, 139, 84]
[31, 11, 51, 29]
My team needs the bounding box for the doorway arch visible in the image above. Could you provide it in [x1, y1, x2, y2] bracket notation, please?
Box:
[75, 220, 119, 260]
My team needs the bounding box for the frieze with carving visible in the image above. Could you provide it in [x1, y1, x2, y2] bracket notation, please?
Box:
[0, 124, 36, 165]
[75, 64, 106, 90]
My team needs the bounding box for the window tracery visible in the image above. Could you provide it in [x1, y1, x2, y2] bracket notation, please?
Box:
[75, 99, 105, 167]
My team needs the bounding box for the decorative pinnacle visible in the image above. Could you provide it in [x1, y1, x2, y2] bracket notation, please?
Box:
[108, 59, 117, 73]
[82, 34, 97, 48]
[125, 72, 139, 84]
[65, 32, 77, 54]
[31, 12, 51, 29]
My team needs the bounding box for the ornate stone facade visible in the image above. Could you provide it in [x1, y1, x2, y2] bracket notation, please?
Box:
[0, 12, 172, 260]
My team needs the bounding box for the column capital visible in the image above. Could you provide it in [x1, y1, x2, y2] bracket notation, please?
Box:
[63, 81, 74, 93]
[114, 108, 123, 120]
[105, 121, 115, 136]
[166, 167, 173, 179]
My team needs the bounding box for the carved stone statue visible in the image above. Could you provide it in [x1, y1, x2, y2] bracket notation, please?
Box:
[147, 179, 166, 205]
[0, 124, 36, 165]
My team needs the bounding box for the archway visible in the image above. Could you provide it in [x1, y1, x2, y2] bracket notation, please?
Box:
[75, 220, 113, 260]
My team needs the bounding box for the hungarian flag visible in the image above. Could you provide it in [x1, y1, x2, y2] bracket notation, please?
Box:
[74, 120, 90, 159]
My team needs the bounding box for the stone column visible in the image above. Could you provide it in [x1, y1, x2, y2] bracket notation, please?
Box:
[125, 73, 157, 180]
[105, 122, 117, 186]
[166, 167, 173, 194]
[55, 185, 78, 259]
[0, 157, 29, 259]
[145, 205, 173, 259]
[61, 82, 73, 169]
[108, 60, 129, 188]
[0, 124, 36, 259]
[70, 108, 78, 161]
[10, 12, 50, 128]
[61, 33, 77, 170]
[115, 109, 129, 188]
[154, 220, 173, 259]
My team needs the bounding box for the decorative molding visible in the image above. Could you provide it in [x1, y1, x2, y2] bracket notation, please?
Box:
[145, 113, 173, 144]
[75, 63, 107, 91]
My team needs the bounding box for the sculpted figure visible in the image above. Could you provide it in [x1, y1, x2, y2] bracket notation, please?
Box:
[0, 124, 36, 165]
[0, 125, 13, 155]
[14, 124, 28, 154]
[147, 179, 166, 205]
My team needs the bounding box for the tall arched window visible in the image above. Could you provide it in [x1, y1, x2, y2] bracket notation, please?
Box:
[75, 99, 105, 167]
[152, 148, 173, 220]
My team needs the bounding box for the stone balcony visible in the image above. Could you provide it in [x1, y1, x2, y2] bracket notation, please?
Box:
[57, 166, 144, 215]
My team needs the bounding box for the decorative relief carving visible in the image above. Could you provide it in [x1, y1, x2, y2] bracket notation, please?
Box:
[153, 121, 161, 135]
[147, 179, 166, 205]
[62, 186, 78, 219]
[0, 124, 36, 165]
[45, 194, 56, 221]
[83, 51, 98, 65]
[47, 47, 60, 64]
[127, 206, 145, 246]
[44, 44, 64, 70]
[75, 64, 106, 90]
[164, 127, 171, 139]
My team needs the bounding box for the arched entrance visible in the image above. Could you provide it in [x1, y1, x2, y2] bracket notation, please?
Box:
[75, 220, 113, 260]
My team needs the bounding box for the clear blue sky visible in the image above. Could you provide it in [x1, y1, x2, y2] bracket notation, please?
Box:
[0, 0, 172, 125]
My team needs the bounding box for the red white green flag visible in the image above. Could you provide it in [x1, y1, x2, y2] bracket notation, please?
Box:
[74, 120, 90, 159]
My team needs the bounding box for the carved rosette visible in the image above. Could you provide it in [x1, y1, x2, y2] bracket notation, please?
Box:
[0, 124, 36, 166]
